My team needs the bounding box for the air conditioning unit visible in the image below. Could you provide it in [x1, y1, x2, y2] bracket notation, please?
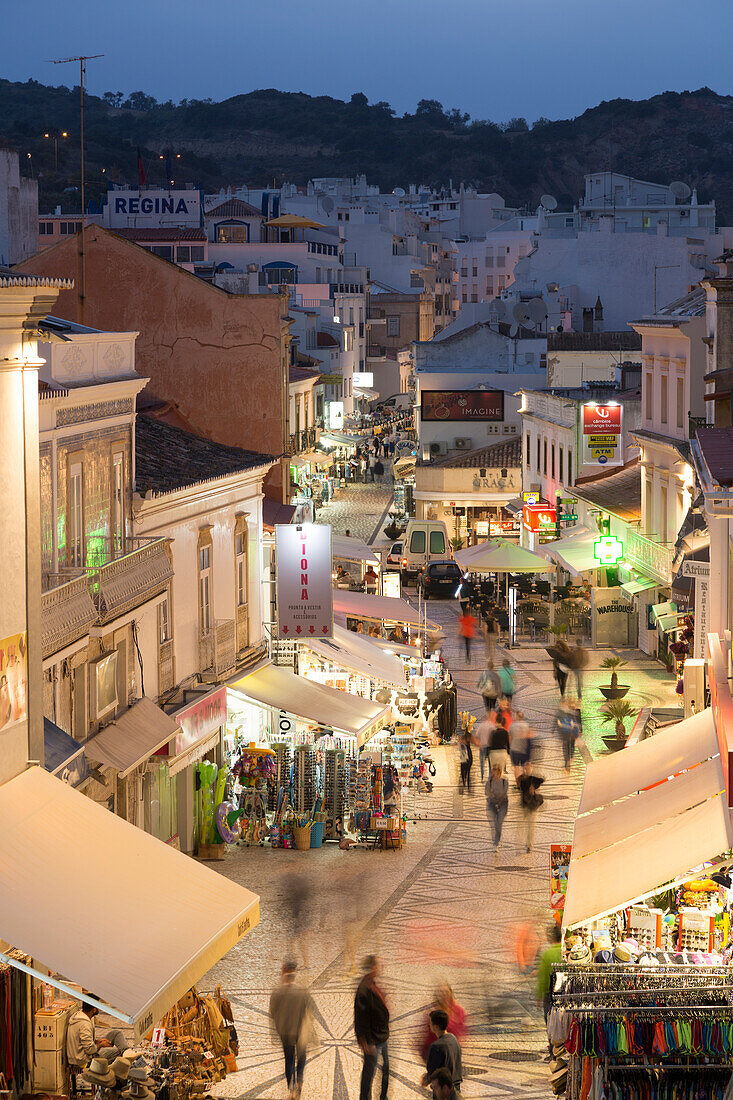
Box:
[429, 441, 448, 456]
[454, 437, 473, 450]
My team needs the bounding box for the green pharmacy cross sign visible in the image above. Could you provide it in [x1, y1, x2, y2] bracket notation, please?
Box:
[593, 535, 623, 566]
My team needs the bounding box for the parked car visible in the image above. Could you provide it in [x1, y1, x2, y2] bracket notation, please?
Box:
[417, 560, 463, 598]
[385, 541, 403, 570]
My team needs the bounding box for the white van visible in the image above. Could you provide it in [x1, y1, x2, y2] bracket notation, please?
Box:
[401, 520, 451, 582]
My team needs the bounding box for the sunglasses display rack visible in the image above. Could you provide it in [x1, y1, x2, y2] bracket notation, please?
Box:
[627, 906, 662, 950]
[267, 742, 292, 812]
[321, 747, 349, 838]
[291, 744, 317, 816]
[677, 910, 715, 953]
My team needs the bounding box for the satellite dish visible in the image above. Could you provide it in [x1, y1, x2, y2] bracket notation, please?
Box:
[670, 181, 691, 202]
[393, 187, 406, 197]
[526, 297, 549, 323]
[321, 197, 335, 214]
[509, 323, 519, 338]
[513, 302, 531, 325]
[540, 194, 558, 210]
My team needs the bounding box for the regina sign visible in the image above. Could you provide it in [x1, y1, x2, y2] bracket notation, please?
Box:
[104, 188, 201, 228]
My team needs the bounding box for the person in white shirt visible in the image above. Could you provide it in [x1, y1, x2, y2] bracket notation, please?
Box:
[66, 1001, 130, 1067]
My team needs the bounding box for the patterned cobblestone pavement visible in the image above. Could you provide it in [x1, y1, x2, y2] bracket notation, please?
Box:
[314, 475, 394, 545]
[201, 485, 678, 1099]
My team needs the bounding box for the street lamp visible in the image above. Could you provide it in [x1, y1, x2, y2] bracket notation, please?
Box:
[43, 129, 68, 170]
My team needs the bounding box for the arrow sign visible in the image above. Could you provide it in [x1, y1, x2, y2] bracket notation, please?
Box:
[282, 625, 289, 634]
[309, 625, 315, 634]
[296, 625, 302, 634]
[322, 625, 329, 634]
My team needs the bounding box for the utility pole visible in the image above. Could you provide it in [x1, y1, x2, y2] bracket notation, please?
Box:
[47, 54, 103, 322]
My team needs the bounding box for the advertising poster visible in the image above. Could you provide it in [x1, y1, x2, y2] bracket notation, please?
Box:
[550, 844, 572, 924]
[420, 389, 504, 422]
[0, 632, 28, 731]
[276, 524, 334, 640]
[582, 404, 623, 467]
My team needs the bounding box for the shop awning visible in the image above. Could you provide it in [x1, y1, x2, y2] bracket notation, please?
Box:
[0, 766, 259, 1039]
[332, 533, 379, 565]
[84, 697, 180, 778]
[320, 431, 359, 449]
[504, 496, 524, 517]
[332, 589, 440, 631]
[564, 709, 732, 929]
[354, 387, 379, 401]
[230, 663, 391, 746]
[542, 527, 598, 576]
[305, 624, 407, 687]
[621, 578, 658, 598]
[289, 451, 332, 469]
[44, 717, 88, 787]
[658, 611, 686, 633]
[454, 538, 555, 574]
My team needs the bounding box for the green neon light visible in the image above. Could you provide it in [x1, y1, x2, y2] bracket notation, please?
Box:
[593, 535, 623, 566]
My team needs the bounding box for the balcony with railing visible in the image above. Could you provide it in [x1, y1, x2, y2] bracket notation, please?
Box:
[289, 427, 319, 454]
[158, 638, 175, 694]
[623, 526, 675, 585]
[367, 344, 387, 359]
[41, 573, 97, 659]
[42, 535, 174, 636]
[200, 618, 236, 680]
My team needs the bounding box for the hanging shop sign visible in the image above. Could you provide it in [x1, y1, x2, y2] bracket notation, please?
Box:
[688, 563, 711, 660]
[353, 372, 374, 388]
[522, 503, 556, 532]
[0, 631, 27, 731]
[420, 389, 504, 422]
[172, 687, 227, 768]
[550, 844, 572, 923]
[523, 491, 540, 505]
[591, 586, 634, 647]
[582, 403, 623, 467]
[276, 523, 334, 640]
[328, 401, 344, 430]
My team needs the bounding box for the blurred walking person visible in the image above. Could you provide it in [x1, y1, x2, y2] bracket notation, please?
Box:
[354, 955, 390, 1100]
[509, 710, 532, 783]
[421, 1010, 463, 1091]
[485, 763, 509, 850]
[418, 985, 467, 1062]
[570, 641, 588, 701]
[282, 872, 313, 968]
[269, 961, 314, 1100]
[518, 761, 545, 853]
[497, 658, 516, 706]
[477, 662, 501, 715]
[553, 698, 581, 773]
[549, 639, 573, 698]
[458, 730, 474, 795]
[488, 711, 511, 775]
[457, 608, 477, 664]
[473, 712, 492, 781]
[482, 609, 500, 663]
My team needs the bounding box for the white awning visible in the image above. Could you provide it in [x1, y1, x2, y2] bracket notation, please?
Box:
[305, 624, 407, 686]
[320, 431, 359, 449]
[289, 451, 332, 469]
[578, 708, 720, 814]
[543, 527, 597, 577]
[0, 767, 259, 1039]
[455, 538, 555, 574]
[621, 578, 658, 598]
[564, 708, 732, 929]
[332, 589, 440, 631]
[354, 387, 378, 400]
[230, 663, 391, 746]
[84, 697, 180, 778]
[332, 533, 379, 565]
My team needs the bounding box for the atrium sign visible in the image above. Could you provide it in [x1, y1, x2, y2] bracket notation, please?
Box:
[104, 188, 201, 228]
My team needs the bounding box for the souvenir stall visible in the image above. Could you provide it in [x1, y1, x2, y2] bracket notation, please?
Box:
[548, 707, 733, 1098]
[331, 533, 381, 591]
[332, 588, 443, 653]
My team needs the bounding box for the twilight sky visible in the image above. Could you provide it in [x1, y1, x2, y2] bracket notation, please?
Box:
[3, 0, 732, 122]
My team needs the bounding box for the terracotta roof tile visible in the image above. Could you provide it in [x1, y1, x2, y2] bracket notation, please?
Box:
[573, 457, 641, 522]
[115, 227, 206, 242]
[135, 415, 273, 495]
[205, 199, 263, 219]
[432, 436, 522, 469]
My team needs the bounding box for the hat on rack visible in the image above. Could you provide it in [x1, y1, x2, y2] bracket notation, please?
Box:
[122, 1082, 154, 1100]
[110, 1058, 131, 1082]
[637, 951, 660, 967]
[550, 1065, 568, 1085]
[128, 1066, 152, 1084]
[567, 941, 590, 964]
[593, 948, 613, 965]
[613, 942, 632, 963]
[83, 1058, 117, 1087]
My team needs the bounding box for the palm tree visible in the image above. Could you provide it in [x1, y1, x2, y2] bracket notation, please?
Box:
[601, 656, 627, 689]
[601, 699, 637, 742]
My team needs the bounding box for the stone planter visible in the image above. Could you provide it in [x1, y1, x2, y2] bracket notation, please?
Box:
[602, 734, 628, 752]
[599, 685, 630, 701]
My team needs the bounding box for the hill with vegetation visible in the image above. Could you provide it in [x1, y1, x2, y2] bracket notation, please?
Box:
[3, 78, 733, 218]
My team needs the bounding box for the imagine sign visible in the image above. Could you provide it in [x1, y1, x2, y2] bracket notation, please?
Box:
[420, 389, 504, 422]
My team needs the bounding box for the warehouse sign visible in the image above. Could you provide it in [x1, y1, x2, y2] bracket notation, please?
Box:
[421, 389, 504, 422]
[582, 403, 623, 467]
[275, 524, 333, 640]
[104, 188, 201, 228]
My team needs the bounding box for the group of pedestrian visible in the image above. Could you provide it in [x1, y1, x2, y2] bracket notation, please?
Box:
[270, 957, 467, 1099]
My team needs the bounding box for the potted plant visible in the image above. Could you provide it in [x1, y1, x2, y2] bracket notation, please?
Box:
[450, 536, 464, 552]
[601, 699, 638, 751]
[598, 656, 630, 700]
[548, 623, 569, 638]
[383, 519, 403, 541]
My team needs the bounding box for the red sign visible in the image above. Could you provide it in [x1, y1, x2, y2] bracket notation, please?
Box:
[550, 843, 572, 924]
[582, 404, 622, 434]
[523, 503, 556, 532]
[420, 389, 504, 422]
[173, 686, 227, 757]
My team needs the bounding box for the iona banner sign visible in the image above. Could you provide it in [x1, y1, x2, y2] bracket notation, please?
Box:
[275, 524, 334, 640]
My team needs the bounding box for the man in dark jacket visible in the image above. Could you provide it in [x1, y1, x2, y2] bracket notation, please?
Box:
[354, 955, 390, 1100]
[422, 1010, 462, 1089]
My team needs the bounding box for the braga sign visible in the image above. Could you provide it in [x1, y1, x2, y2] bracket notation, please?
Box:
[582, 403, 623, 467]
[276, 523, 333, 640]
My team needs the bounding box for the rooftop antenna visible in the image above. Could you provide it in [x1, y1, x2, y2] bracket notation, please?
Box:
[47, 53, 103, 321]
[540, 194, 558, 210]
